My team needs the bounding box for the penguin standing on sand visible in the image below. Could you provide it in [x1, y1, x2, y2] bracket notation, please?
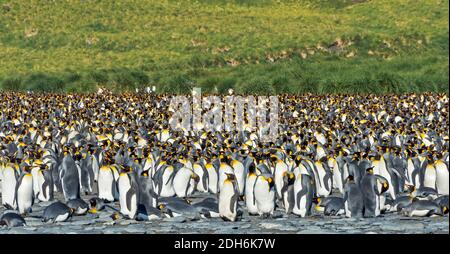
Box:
[343, 175, 364, 218]
[219, 173, 239, 222]
[14, 166, 34, 214]
[118, 166, 139, 219]
[292, 173, 315, 217]
[253, 173, 276, 217]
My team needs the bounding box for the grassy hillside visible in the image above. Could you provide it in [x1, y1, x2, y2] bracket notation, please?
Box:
[0, 0, 448, 93]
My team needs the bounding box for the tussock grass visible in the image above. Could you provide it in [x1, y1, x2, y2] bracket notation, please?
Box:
[0, 0, 448, 93]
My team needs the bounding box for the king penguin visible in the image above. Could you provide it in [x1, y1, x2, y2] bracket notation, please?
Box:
[292, 173, 315, 217]
[118, 166, 139, 219]
[14, 166, 34, 214]
[253, 173, 276, 217]
[219, 173, 239, 222]
[343, 175, 364, 218]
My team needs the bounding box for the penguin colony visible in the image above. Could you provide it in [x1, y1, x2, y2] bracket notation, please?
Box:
[0, 91, 448, 228]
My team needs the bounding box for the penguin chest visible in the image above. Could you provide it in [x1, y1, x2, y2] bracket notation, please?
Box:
[254, 182, 275, 214]
[160, 170, 175, 197]
[118, 177, 134, 214]
[2, 168, 18, 206]
[17, 176, 33, 212]
[423, 165, 437, 189]
[245, 175, 258, 213]
[98, 170, 115, 200]
[435, 162, 449, 195]
[31, 167, 41, 194]
[219, 183, 237, 219]
[173, 169, 194, 197]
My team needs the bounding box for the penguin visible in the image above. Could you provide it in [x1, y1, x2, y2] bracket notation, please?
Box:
[136, 205, 167, 221]
[273, 156, 289, 200]
[193, 161, 208, 193]
[78, 151, 95, 194]
[219, 173, 239, 222]
[329, 154, 344, 194]
[42, 201, 74, 223]
[402, 200, 447, 217]
[118, 167, 139, 219]
[360, 168, 389, 217]
[434, 195, 449, 214]
[206, 162, 219, 194]
[218, 160, 234, 192]
[192, 197, 220, 218]
[14, 166, 34, 214]
[98, 165, 118, 202]
[173, 166, 199, 198]
[434, 157, 449, 195]
[137, 170, 158, 212]
[313, 159, 333, 197]
[88, 197, 107, 214]
[59, 152, 80, 201]
[67, 198, 89, 215]
[157, 201, 201, 220]
[423, 156, 436, 190]
[231, 158, 246, 196]
[280, 170, 295, 214]
[2, 162, 19, 209]
[312, 196, 345, 216]
[390, 195, 417, 212]
[0, 211, 26, 227]
[31, 159, 43, 199]
[343, 175, 364, 218]
[37, 165, 54, 202]
[292, 173, 315, 217]
[253, 173, 276, 217]
[245, 162, 259, 215]
[153, 163, 176, 197]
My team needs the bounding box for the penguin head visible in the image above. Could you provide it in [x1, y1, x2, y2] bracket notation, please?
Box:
[261, 175, 274, 189]
[224, 173, 236, 183]
[380, 181, 389, 194]
[282, 171, 295, 185]
[312, 197, 321, 205]
[141, 170, 149, 178]
[443, 206, 449, 215]
[366, 167, 374, 175]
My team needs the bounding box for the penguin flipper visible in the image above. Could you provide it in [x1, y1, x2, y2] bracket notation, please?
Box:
[230, 193, 239, 214]
[126, 188, 137, 212]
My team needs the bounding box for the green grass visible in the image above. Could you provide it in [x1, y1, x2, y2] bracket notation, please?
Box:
[0, 0, 448, 93]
